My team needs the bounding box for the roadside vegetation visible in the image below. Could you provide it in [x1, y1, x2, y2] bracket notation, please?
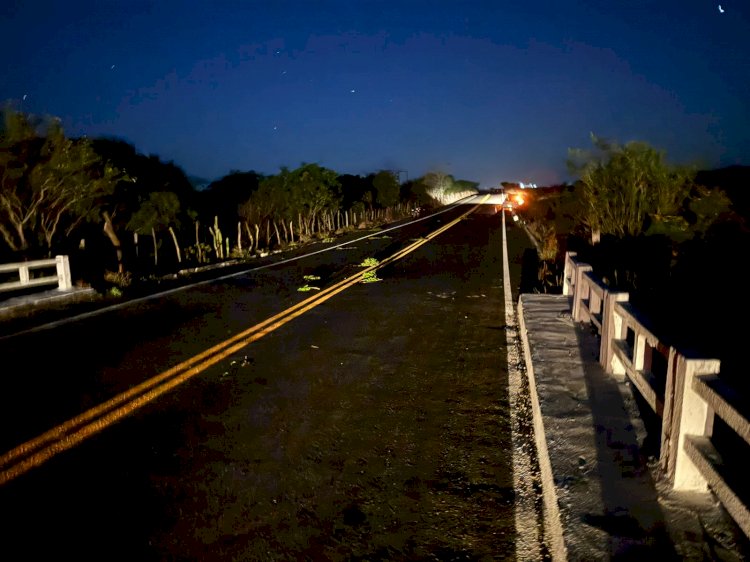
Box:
[515, 132, 750, 390]
[0, 106, 478, 297]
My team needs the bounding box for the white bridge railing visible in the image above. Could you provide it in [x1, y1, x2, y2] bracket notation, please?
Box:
[0, 255, 73, 294]
[563, 251, 750, 538]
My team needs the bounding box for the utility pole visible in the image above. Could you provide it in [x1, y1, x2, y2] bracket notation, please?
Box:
[393, 170, 408, 184]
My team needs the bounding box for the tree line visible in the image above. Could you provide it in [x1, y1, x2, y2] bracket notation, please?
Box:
[518, 132, 741, 289]
[0, 106, 478, 292]
[518, 132, 749, 374]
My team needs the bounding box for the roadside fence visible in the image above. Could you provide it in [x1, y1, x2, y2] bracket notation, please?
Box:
[563, 251, 750, 538]
[0, 255, 73, 295]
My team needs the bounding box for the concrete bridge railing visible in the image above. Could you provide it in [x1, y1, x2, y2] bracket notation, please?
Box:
[0, 255, 73, 294]
[563, 251, 750, 538]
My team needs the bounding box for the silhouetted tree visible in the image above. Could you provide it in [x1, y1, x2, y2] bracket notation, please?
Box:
[338, 174, 372, 210]
[372, 170, 400, 208]
[91, 138, 197, 273]
[201, 170, 262, 230]
[127, 191, 182, 267]
[0, 107, 126, 258]
[567, 133, 694, 243]
[288, 163, 341, 236]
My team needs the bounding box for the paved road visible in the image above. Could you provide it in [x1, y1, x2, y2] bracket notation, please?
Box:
[0, 200, 541, 560]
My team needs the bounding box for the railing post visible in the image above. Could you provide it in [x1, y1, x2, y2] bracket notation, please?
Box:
[671, 355, 721, 491]
[600, 290, 629, 375]
[562, 251, 577, 296]
[660, 346, 679, 473]
[590, 284, 602, 318]
[19, 264, 30, 286]
[634, 333, 647, 372]
[55, 255, 72, 290]
[571, 264, 593, 322]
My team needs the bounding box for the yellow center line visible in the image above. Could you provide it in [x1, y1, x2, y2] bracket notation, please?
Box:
[0, 196, 488, 485]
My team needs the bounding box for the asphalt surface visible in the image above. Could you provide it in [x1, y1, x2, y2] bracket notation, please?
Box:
[4, 203, 747, 561]
[0, 202, 543, 560]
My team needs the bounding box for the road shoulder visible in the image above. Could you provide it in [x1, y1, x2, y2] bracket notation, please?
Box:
[518, 293, 749, 561]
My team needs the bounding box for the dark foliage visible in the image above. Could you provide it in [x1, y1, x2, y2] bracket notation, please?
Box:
[530, 165, 750, 393]
[200, 170, 264, 231]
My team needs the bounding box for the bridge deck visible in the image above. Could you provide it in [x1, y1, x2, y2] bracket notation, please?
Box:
[518, 293, 749, 560]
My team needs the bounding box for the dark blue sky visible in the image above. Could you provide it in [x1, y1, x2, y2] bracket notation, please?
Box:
[2, 1, 749, 187]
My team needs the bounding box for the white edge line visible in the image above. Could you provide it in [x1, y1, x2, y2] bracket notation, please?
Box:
[516, 295, 569, 561]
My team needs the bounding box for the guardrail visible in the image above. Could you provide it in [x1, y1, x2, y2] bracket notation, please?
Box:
[0, 255, 73, 294]
[563, 251, 750, 538]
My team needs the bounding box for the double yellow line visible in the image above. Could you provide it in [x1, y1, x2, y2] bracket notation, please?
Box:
[0, 196, 487, 485]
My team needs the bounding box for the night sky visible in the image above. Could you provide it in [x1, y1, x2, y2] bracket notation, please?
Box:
[2, 1, 748, 188]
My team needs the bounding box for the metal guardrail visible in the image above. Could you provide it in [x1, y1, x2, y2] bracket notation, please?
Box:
[0, 255, 73, 293]
[563, 251, 750, 538]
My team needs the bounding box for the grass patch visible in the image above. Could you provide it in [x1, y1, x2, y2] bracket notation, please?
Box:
[303, 275, 321, 281]
[359, 257, 381, 282]
[361, 271, 381, 284]
[297, 284, 320, 292]
[359, 257, 379, 268]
